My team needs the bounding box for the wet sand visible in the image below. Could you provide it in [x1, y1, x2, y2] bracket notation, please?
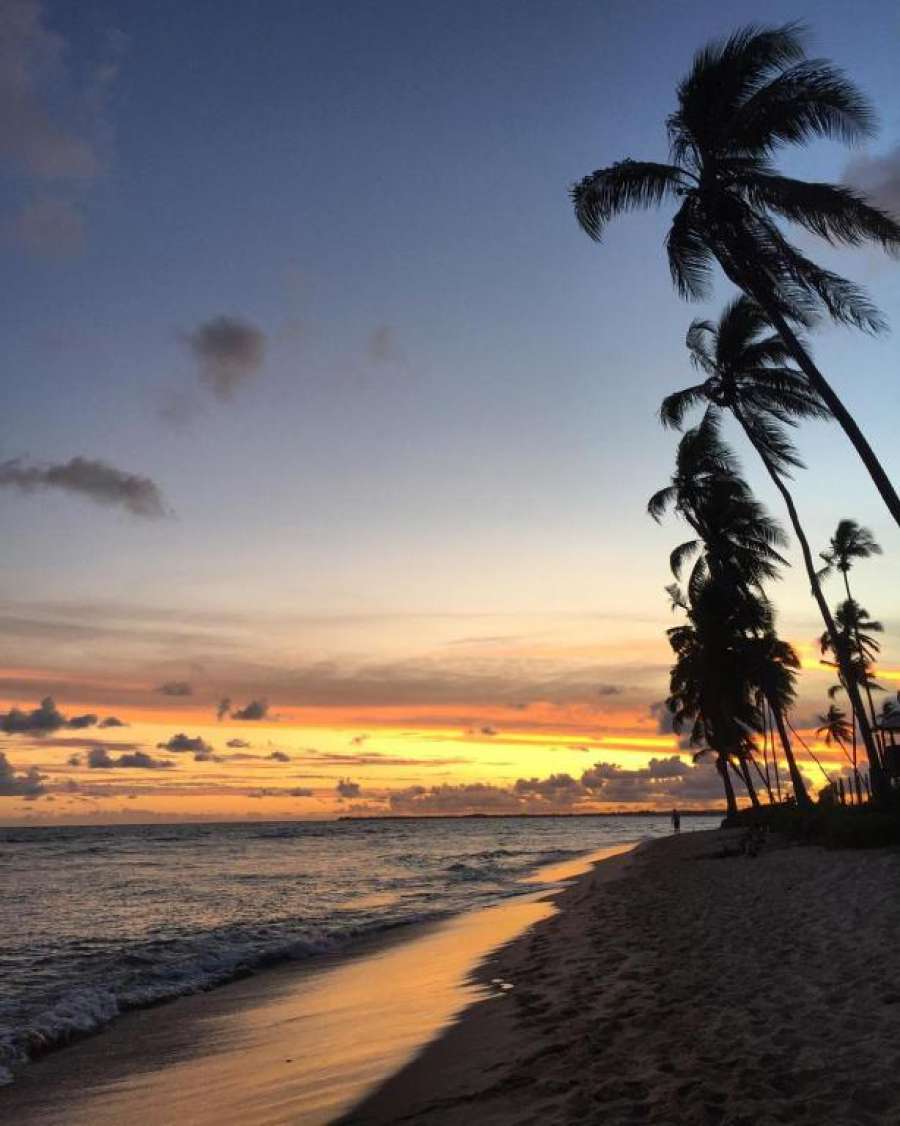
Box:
[345, 829, 900, 1125]
[0, 843, 633, 1125]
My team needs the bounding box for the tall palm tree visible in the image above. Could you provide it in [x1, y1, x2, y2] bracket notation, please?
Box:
[658, 295, 886, 796]
[571, 22, 900, 525]
[817, 520, 885, 736]
[656, 421, 811, 806]
[744, 629, 810, 807]
[666, 579, 752, 816]
[821, 599, 885, 740]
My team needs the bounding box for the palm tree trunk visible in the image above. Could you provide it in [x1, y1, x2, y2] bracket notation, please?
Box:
[738, 756, 761, 807]
[734, 408, 889, 802]
[717, 751, 738, 818]
[768, 700, 812, 808]
[843, 571, 885, 756]
[736, 279, 900, 529]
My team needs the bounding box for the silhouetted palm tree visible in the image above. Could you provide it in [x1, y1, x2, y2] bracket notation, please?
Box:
[818, 520, 885, 733]
[571, 22, 900, 524]
[821, 599, 885, 737]
[818, 701, 862, 802]
[666, 581, 747, 817]
[657, 422, 811, 806]
[658, 296, 885, 794]
[817, 520, 883, 601]
[744, 629, 811, 807]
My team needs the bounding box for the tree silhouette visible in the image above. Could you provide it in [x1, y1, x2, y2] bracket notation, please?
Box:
[572, 22, 900, 525]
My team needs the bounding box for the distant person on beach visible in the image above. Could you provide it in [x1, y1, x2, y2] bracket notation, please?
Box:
[671, 809, 681, 833]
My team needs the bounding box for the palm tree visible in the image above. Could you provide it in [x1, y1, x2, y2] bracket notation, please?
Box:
[666, 579, 750, 817]
[821, 599, 885, 742]
[817, 520, 883, 603]
[658, 295, 885, 796]
[571, 22, 900, 525]
[817, 702, 860, 801]
[744, 629, 811, 807]
[656, 421, 811, 806]
[817, 520, 885, 733]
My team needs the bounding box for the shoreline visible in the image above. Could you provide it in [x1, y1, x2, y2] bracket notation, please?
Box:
[343, 829, 900, 1125]
[0, 842, 635, 1125]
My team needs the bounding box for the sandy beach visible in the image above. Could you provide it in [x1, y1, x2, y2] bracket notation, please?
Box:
[346, 829, 900, 1125]
[5, 830, 900, 1125]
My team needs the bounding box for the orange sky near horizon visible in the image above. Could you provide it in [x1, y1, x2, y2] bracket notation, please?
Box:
[3, 638, 891, 825]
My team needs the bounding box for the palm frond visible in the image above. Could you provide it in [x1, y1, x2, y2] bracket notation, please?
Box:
[731, 58, 877, 153]
[659, 385, 707, 429]
[571, 160, 689, 242]
[648, 484, 677, 522]
[666, 196, 713, 298]
[742, 174, 900, 251]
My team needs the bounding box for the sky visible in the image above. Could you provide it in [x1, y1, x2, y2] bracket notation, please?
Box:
[1, 0, 898, 824]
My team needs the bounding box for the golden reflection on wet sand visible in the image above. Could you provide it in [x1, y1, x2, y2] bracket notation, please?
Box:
[2, 843, 634, 1126]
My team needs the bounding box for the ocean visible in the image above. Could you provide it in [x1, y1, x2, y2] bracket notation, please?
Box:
[0, 814, 719, 1085]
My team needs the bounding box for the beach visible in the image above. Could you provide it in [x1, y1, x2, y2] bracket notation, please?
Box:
[5, 828, 900, 1124]
[0, 841, 635, 1125]
[347, 829, 900, 1125]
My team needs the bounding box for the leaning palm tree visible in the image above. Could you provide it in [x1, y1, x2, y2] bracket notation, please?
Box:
[817, 702, 860, 800]
[818, 520, 885, 729]
[658, 295, 885, 794]
[571, 22, 900, 525]
[744, 629, 811, 807]
[821, 599, 886, 746]
[666, 580, 747, 817]
[657, 423, 811, 805]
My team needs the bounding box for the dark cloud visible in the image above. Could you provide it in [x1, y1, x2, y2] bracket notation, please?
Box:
[0, 1, 123, 256]
[67, 753, 81, 766]
[579, 758, 721, 803]
[1, 695, 65, 735]
[156, 733, 213, 755]
[99, 716, 126, 728]
[66, 713, 98, 730]
[336, 778, 361, 799]
[185, 316, 266, 400]
[288, 787, 313, 797]
[216, 697, 231, 721]
[156, 681, 192, 697]
[227, 738, 250, 749]
[88, 746, 174, 769]
[231, 699, 269, 721]
[596, 684, 622, 697]
[388, 782, 521, 815]
[267, 750, 290, 762]
[381, 757, 722, 816]
[0, 457, 167, 517]
[0, 752, 46, 798]
[513, 773, 583, 804]
[844, 145, 900, 216]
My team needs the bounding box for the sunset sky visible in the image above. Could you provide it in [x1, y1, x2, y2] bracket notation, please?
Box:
[1, 0, 898, 824]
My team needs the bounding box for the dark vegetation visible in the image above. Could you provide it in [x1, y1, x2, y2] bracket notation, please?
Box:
[572, 23, 900, 840]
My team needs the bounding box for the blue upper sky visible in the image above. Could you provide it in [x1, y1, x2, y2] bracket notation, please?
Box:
[2, 0, 898, 642]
